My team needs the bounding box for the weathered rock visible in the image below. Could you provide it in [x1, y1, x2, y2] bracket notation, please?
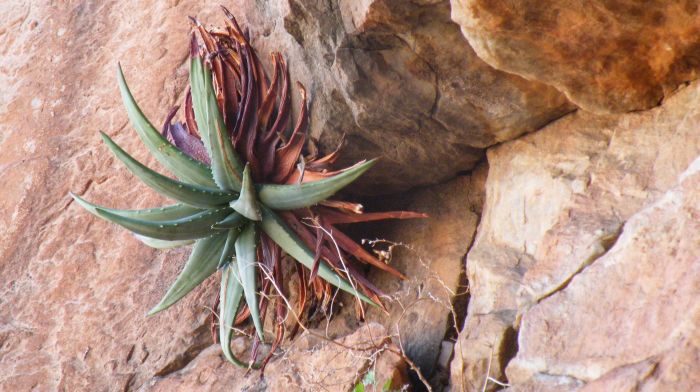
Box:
[2, 2, 499, 389]
[579, 315, 700, 392]
[0, 2, 232, 391]
[450, 311, 519, 391]
[357, 169, 485, 383]
[451, 0, 700, 113]
[231, 0, 573, 192]
[509, 156, 700, 389]
[140, 322, 409, 391]
[9, 0, 700, 391]
[450, 81, 700, 391]
[504, 376, 584, 392]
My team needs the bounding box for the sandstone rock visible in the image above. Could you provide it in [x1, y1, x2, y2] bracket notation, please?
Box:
[231, 0, 573, 192]
[451, 0, 700, 113]
[579, 317, 700, 392]
[504, 375, 583, 392]
[508, 156, 700, 389]
[306, 170, 484, 389]
[8, 0, 698, 391]
[139, 322, 409, 391]
[1, 2, 496, 389]
[0, 2, 234, 390]
[450, 311, 518, 391]
[450, 81, 700, 391]
[359, 168, 485, 383]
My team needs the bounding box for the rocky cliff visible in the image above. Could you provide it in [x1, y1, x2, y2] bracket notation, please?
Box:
[1, 1, 698, 391]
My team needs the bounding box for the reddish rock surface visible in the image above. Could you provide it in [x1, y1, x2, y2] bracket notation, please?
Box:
[140, 323, 409, 391]
[3, 0, 700, 391]
[451, 81, 700, 391]
[0, 1, 494, 389]
[230, 0, 573, 191]
[452, 0, 700, 113]
[510, 159, 700, 388]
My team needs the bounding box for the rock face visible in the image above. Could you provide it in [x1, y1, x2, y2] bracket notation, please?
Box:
[451, 0, 700, 113]
[1, 2, 226, 390]
[450, 81, 700, 391]
[232, 0, 573, 191]
[509, 159, 700, 390]
[140, 323, 409, 391]
[362, 170, 485, 383]
[4, 0, 700, 391]
[1, 0, 499, 389]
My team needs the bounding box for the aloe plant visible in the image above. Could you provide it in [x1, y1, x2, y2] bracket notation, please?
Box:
[71, 7, 426, 370]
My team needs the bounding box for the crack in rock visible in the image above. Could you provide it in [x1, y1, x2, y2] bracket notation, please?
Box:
[536, 225, 623, 305]
[152, 324, 212, 378]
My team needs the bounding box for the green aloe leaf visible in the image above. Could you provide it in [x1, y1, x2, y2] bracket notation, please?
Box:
[190, 56, 244, 191]
[218, 263, 258, 367]
[101, 132, 236, 208]
[259, 205, 376, 306]
[218, 229, 240, 269]
[212, 212, 246, 230]
[148, 233, 227, 315]
[94, 206, 231, 241]
[235, 223, 264, 340]
[71, 193, 203, 221]
[117, 64, 216, 187]
[258, 159, 377, 210]
[134, 235, 195, 249]
[230, 164, 261, 221]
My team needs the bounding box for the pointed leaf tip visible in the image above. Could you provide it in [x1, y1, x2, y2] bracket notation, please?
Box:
[259, 159, 377, 210]
[117, 63, 216, 187]
[231, 164, 261, 221]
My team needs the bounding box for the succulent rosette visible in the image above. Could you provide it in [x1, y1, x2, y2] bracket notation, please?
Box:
[71, 7, 425, 369]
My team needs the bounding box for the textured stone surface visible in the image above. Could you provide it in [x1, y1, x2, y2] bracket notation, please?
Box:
[509, 156, 700, 390]
[360, 169, 485, 384]
[232, 0, 573, 192]
[6, 0, 700, 391]
[0, 0, 569, 388]
[451, 0, 700, 113]
[140, 323, 409, 391]
[1, 2, 228, 391]
[450, 81, 700, 391]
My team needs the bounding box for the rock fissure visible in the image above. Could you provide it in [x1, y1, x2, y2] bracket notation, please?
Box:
[533, 371, 587, 385]
[152, 324, 213, 379]
[441, 165, 485, 346]
[536, 225, 623, 305]
[488, 222, 627, 387]
[497, 325, 519, 386]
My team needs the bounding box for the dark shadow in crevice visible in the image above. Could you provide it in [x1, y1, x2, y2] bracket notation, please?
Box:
[498, 326, 520, 387]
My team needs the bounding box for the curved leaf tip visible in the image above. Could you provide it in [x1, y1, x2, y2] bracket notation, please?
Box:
[258, 158, 378, 210]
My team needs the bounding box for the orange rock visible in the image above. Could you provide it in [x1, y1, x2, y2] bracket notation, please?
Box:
[452, 0, 700, 113]
[140, 323, 409, 391]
